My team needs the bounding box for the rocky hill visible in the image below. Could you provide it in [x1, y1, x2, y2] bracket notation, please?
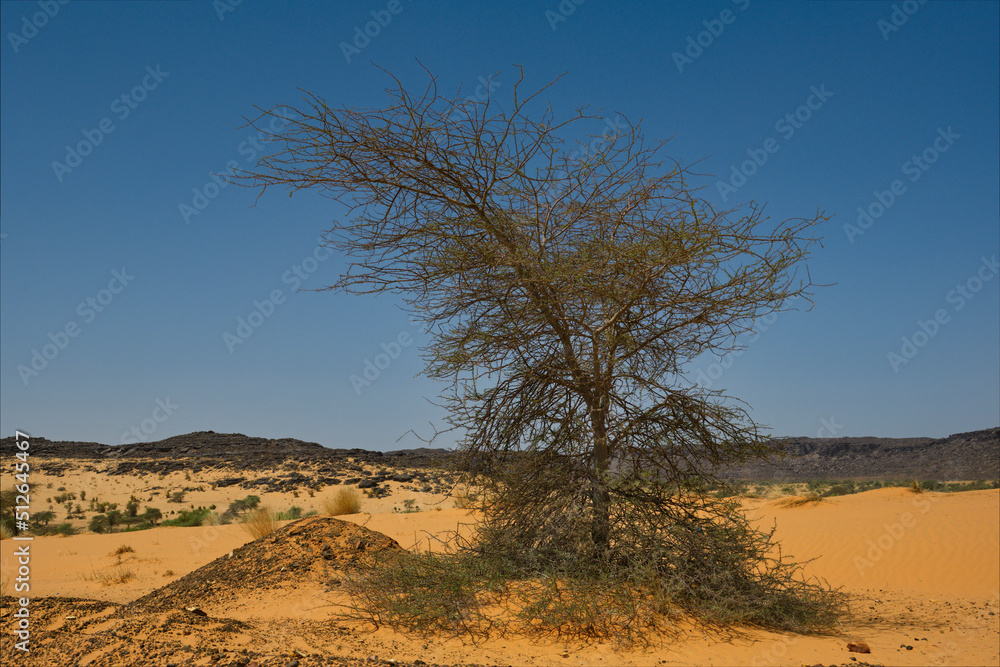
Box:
[719, 427, 999, 481]
[0, 430, 453, 470]
[3, 427, 997, 482]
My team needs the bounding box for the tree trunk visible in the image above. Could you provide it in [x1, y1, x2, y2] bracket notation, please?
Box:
[590, 405, 611, 552]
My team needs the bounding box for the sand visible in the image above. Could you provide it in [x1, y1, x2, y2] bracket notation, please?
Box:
[2, 465, 998, 666]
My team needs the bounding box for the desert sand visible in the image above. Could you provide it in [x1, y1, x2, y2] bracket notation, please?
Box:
[2, 461, 999, 666]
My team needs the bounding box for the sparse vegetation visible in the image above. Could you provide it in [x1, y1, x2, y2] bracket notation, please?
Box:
[777, 492, 825, 508]
[161, 508, 212, 528]
[322, 488, 362, 516]
[86, 563, 135, 587]
[452, 487, 476, 509]
[241, 507, 278, 539]
[275, 506, 303, 520]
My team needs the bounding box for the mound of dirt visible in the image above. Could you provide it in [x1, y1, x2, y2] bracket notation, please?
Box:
[0, 595, 478, 667]
[130, 516, 401, 614]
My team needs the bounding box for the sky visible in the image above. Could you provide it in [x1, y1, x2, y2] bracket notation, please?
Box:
[1, 0, 997, 450]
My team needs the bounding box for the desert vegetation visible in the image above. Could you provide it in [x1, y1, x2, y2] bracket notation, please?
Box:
[241, 507, 277, 539]
[238, 69, 849, 639]
[322, 488, 362, 516]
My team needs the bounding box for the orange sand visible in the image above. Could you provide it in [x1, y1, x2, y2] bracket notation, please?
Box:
[2, 479, 998, 666]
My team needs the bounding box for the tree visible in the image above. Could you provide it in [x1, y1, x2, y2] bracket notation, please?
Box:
[88, 514, 110, 534]
[236, 68, 840, 634]
[106, 509, 124, 533]
[33, 510, 56, 526]
[141, 507, 162, 526]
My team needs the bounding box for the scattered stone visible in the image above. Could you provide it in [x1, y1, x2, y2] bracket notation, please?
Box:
[847, 641, 871, 653]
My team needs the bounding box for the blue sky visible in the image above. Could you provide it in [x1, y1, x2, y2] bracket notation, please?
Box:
[1, 0, 997, 449]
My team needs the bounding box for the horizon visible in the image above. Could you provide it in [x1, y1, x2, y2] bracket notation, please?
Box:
[10, 426, 999, 451]
[2, 1, 998, 449]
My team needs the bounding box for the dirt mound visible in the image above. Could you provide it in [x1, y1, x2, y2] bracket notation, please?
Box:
[130, 516, 401, 614]
[1, 596, 476, 667]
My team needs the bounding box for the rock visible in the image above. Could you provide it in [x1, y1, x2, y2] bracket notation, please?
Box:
[185, 606, 208, 617]
[847, 641, 871, 653]
[390, 473, 414, 482]
[357, 479, 378, 489]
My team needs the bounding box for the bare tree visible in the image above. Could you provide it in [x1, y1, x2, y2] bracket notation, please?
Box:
[236, 68, 838, 634]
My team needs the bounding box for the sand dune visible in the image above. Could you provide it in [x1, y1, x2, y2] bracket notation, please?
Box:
[2, 485, 998, 666]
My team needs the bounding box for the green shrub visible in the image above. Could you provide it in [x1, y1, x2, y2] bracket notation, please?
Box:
[161, 508, 211, 527]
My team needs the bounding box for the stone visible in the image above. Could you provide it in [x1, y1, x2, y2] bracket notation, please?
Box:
[847, 641, 871, 653]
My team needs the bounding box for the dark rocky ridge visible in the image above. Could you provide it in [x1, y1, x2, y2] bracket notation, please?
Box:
[0, 430, 453, 469]
[3, 427, 997, 482]
[717, 427, 999, 481]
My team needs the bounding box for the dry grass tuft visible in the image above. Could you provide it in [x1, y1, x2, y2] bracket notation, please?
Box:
[908, 480, 924, 494]
[322, 488, 362, 516]
[86, 563, 135, 587]
[776, 493, 825, 508]
[0, 523, 12, 540]
[241, 507, 278, 540]
[111, 544, 135, 558]
[452, 486, 477, 509]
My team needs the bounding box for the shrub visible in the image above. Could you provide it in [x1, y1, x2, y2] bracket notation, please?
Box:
[89, 514, 110, 534]
[168, 491, 186, 503]
[322, 488, 362, 516]
[161, 508, 211, 527]
[276, 506, 303, 520]
[55, 523, 78, 537]
[141, 507, 162, 525]
[241, 508, 277, 540]
[228, 495, 261, 514]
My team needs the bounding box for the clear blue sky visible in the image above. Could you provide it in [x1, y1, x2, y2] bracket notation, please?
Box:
[1, 0, 997, 448]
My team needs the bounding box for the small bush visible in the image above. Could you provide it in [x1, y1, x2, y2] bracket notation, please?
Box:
[88, 563, 135, 587]
[241, 508, 277, 540]
[161, 508, 211, 527]
[228, 495, 261, 514]
[112, 545, 135, 557]
[55, 523, 78, 537]
[276, 506, 303, 520]
[322, 488, 362, 516]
